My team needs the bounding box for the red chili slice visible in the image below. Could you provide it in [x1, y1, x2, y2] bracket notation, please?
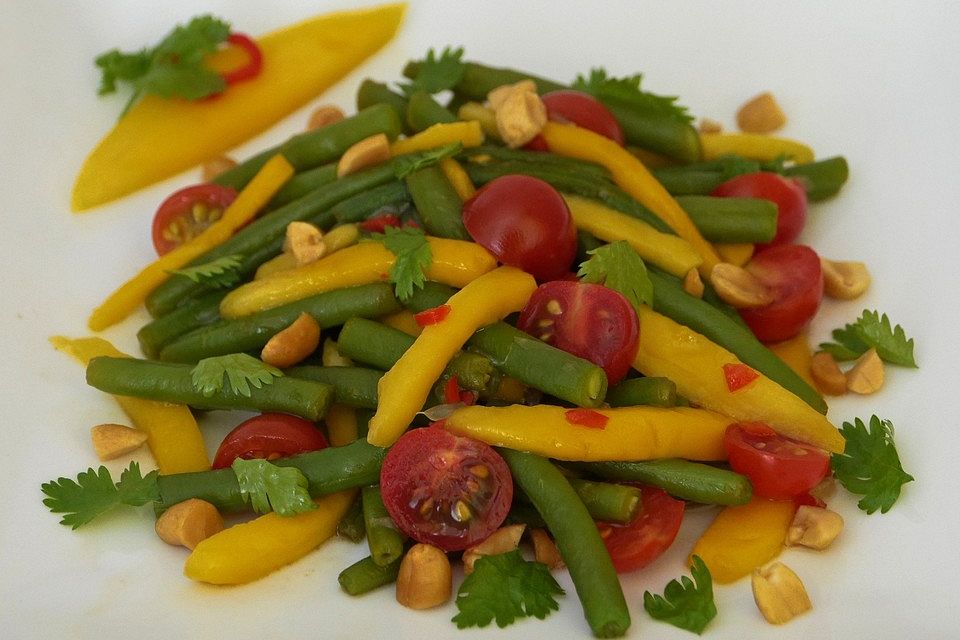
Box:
[565, 408, 609, 429]
[723, 363, 759, 392]
[359, 214, 404, 233]
[415, 304, 451, 327]
[220, 33, 263, 85]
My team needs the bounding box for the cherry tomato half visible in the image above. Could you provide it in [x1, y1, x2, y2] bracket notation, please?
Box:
[738, 244, 823, 343]
[380, 426, 513, 552]
[461, 175, 577, 281]
[151, 183, 237, 255]
[211, 413, 328, 469]
[526, 90, 625, 150]
[518, 280, 639, 384]
[724, 423, 830, 500]
[599, 485, 685, 573]
[711, 172, 808, 247]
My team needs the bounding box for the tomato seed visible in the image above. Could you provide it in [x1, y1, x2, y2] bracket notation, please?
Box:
[469, 464, 489, 479]
[546, 299, 563, 315]
[452, 500, 472, 522]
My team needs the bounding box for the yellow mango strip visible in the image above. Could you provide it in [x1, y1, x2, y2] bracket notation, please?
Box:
[699, 132, 815, 164]
[72, 3, 406, 210]
[457, 102, 500, 139]
[632, 306, 844, 453]
[88, 155, 294, 331]
[563, 194, 701, 278]
[715, 242, 755, 267]
[691, 498, 796, 584]
[254, 223, 360, 280]
[440, 157, 477, 200]
[767, 332, 817, 390]
[380, 309, 422, 337]
[325, 404, 359, 447]
[185, 490, 355, 585]
[220, 237, 496, 318]
[390, 120, 484, 156]
[367, 267, 537, 447]
[541, 121, 721, 278]
[444, 404, 730, 462]
[49, 336, 209, 474]
[254, 252, 299, 279]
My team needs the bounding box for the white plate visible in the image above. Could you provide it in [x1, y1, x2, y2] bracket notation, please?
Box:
[2, 1, 959, 638]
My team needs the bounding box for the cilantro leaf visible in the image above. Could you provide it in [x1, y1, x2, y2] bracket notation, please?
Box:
[371, 226, 432, 302]
[41, 462, 159, 529]
[170, 254, 243, 289]
[643, 556, 717, 635]
[577, 240, 654, 312]
[190, 353, 283, 398]
[232, 458, 317, 517]
[393, 142, 463, 179]
[400, 47, 466, 96]
[572, 68, 694, 125]
[831, 416, 913, 514]
[819, 310, 917, 367]
[453, 550, 564, 629]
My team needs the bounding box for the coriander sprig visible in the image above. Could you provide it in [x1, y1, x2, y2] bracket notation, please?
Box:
[190, 353, 283, 398]
[578, 240, 654, 313]
[41, 462, 160, 529]
[819, 310, 917, 367]
[831, 416, 913, 514]
[643, 556, 717, 635]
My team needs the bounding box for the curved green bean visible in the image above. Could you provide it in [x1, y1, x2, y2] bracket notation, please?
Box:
[136, 290, 226, 360]
[339, 554, 403, 596]
[362, 485, 406, 567]
[462, 145, 610, 179]
[336, 492, 367, 543]
[266, 163, 338, 209]
[404, 165, 470, 240]
[356, 79, 409, 129]
[405, 90, 456, 132]
[330, 181, 411, 224]
[574, 459, 753, 506]
[676, 195, 778, 244]
[286, 366, 383, 409]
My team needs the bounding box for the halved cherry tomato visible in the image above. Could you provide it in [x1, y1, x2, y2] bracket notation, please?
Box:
[599, 485, 685, 573]
[380, 426, 513, 551]
[150, 183, 237, 255]
[711, 172, 808, 247]
[738, 244, 823, 343]
[518, 280, 638, 384]
[724, 422, 830, 500]
[526, 90, 625, 150]
[220, 33, 263, 86]
[211, 413, 328, 469]
[461, 175, 577, 281]
[359, 213, 404, 233]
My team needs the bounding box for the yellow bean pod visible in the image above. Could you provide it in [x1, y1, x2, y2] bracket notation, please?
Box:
[699, 132, 815, 164]
[390, 120, 484, 156]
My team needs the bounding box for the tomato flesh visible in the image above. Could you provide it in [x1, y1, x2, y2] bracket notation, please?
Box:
[151, 183, 237, 255]
[711, 172, 808, 247]
[518, 280, 638, 384]
[462, 175, 577, 281]
[526, 89, 625, 150]
[738, 244, 823, 343]
[724, 422, 830, 500]
[380, 426, 513, 551]
[211, 413, 328, 469]
[599, 485, 685, 573]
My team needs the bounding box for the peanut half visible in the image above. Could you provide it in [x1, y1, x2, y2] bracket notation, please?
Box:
[462, 524, 526, 575]
[283, 221, 326, 266]
[810, 351, 848, 396]
[846, 347, 884, 394]
[307, 104, 346, 130]
[155, 498, 224, 550]
[396, 543, 452, 609]
[201, 156, 237, 182]
[488, 81, 546, 148]
[821, 258, 871, 299]
[90, 423, 148, 460]
[260, 312, 321, 368]
[337, 133, 391, 177]
[751, 561, 812, 624]
[737, 92, 787, 134]
[710, 262, 774, 308]
[786, 505, 844, 550]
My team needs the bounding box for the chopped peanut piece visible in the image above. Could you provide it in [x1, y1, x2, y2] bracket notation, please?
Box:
[486, 80, 538, 110]
[307, 104, 346, 130]
[321, 338, 353, 367]
[810, 351, 848, 396]
[396, 543, 452, 609]
[737, 92, 787, 134]
[821, 258, 871, 299]
[683, 267, 705, 298]
[155, 498, 224, 550]
[698, 117, 723, 134]
[530, 528, 564, 569]
[710, 262, 774, 308]
[488, 82, 546, 148]
[751, 561, 812, 624]
[90, 423, 148, 460]
[462, 524, 526, 574]
[201, 156, 237, 182]
[283, 221, 326, 266]
[809, 476, 837, 502]
[337, 133, 391, 177]
[786, 505, 844, 550]
[846, 347, 884, 394]
[260, 312, 321, 368]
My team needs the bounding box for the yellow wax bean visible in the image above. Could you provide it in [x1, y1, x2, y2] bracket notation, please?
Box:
[440, 157, 477, 200]
[390, 120, 484, 156]
[699, 132, 815, 164]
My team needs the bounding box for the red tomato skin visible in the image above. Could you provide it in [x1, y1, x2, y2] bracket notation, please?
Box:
[599, 486, 685, 573]
[711, 172, 808, 247]
[151, 183, 237, 255]
[518, 280, 638, 384]
[739, 244, 823, 343]
[461, 175, 577, 281]
[380, 427, 513, 552]
[211, 413, 328, 469]
[724, 423, 831, 500]
[526, 90, 625, 149]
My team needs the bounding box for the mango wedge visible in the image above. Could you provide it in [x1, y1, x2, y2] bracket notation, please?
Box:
[72, 3, 406, 211]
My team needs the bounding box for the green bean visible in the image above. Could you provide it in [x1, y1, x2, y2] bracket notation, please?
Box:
[336, 492, 367, 543]
[676, 195, 778, 243]
[404, 59, 564, 98]
[286, 366, 382, 409]
[86, 356, 334, 421]
[362, 485, 406, 567]
[468, 322, 607, 408]
[213, 104, 402, 191]
[499, 449, 630, 638]
[783, 156, 849, 201]
[339, 554, 403, 596]
[402, 281, 458, 312]
[606, 376, 678, 408]
[155, 439, 387, 514]
[266, 163, 338, 209]
[356, 79, 409, 129]
[504, 502, 547, 529]
[404, 165, 470, 240]
[405, 90, 456, 132]
[159, 283, 402, 363]
[574, 459, 753, 506]
[136, 290, 226, 359]
[646, 268, 827, 412]
[330, 181, 411, 224]
[650, 168, 725, 196]
[461, 145, 610, 179]
[568, 478, 641, 524]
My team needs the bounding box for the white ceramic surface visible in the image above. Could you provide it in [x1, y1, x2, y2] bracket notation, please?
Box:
[2, 1, 958, 638]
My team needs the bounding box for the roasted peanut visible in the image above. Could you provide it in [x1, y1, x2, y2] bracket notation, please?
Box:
[283, 221, 325, 266]
[810, 351, 848, 396]
[489, 82, 546, 148]
[821, 258, 871, 299]
[90, 423, 148, 460]
[846, 347, 884, 394]
[395, 543, 452, 609]
[462, 524, 526, 574]
[698, 117, 723, 134]
[710, 262, 774, 308]
[486, 80, 538, 110]
[201, 156, 237, 182]
[260, 312, 321, 368]
[307, 104, 346, 130]
[751, 561, 812, 624]
[530, 528, 564, 569]
[155, 499, 224, 550]
[786, 505, 844, 550]
[337, 133, 391, 177]
[683, 268, 705, 298]
[737, 92, 787, 134]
